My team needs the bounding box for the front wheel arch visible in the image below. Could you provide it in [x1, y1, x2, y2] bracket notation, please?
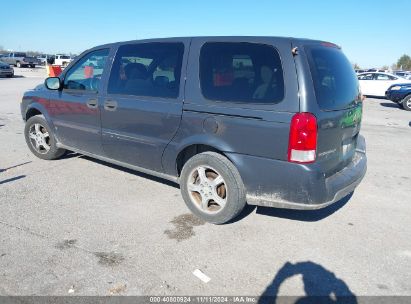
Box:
[25, 108, 42, 121]
[401, 94, 411, 111]
[24, 115, 66, 160]
[24, 105, 57, 138]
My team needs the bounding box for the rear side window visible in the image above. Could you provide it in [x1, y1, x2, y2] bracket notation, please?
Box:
[306, 45, 359, 110]
[200, 42, 284, 103]
[108, 42, 184, 98]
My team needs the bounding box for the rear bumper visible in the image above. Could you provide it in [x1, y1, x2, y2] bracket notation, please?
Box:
[227, 135, 367, 210]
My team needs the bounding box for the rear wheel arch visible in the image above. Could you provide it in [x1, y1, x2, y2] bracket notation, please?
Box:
[176, 144, 228, 176]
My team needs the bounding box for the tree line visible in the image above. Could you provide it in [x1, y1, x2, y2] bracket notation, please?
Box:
[353, 54, 411, 71]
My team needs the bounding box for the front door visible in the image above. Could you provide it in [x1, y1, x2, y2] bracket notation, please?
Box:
[49, 48, 110, 155]
[100, 40, 189, 172]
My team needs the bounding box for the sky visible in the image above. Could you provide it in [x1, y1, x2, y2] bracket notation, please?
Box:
[0, 0, 410, 68]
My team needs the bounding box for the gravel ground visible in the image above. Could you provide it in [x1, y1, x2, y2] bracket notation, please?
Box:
[0, 72, 410, 298]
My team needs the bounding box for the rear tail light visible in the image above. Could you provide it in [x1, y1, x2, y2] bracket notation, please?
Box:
[288, 112, 317, 163]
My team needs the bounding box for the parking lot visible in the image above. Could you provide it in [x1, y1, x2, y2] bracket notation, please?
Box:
[0, 69, 410, 297]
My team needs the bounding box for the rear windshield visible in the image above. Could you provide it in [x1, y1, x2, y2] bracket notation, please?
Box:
[306, 45, 359, 110]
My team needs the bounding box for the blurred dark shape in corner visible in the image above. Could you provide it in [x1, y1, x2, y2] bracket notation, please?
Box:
[259, 261, 357, 304]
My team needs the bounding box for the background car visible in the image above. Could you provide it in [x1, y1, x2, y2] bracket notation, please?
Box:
[0, 61, 14, 77]
[358, 72, 411, 97]
[37, 54, 54, 65]
[385, 83, 411, 111]
[54, 54, 73, 67]
[1, 52, 38, 68]
[394, 71, 411, 80]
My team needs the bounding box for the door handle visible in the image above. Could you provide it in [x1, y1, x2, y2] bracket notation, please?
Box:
[104, 100, 118, 111]
[86, 98, 98, 109]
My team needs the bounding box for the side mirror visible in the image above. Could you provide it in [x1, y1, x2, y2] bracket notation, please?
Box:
[45, 77, 61, 90]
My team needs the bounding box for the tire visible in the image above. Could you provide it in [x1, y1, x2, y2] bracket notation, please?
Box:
[24, 115, 66, 160]
[6, 74, 13, 78]
[16, 62, 21, 68]
[401, 95, 411, 111]
[180, 151, 246, 224]
[30, 64, 36, 68]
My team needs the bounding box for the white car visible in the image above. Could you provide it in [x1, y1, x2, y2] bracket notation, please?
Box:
[358, 72, 411, 97]
[54, 54, 73, 67]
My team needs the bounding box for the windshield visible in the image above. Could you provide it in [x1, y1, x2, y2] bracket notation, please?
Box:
[306, 45, 360, 110]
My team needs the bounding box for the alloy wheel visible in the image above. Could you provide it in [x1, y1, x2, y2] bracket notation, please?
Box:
[187, 166, 227, 214]
[28, 123, 51, 154]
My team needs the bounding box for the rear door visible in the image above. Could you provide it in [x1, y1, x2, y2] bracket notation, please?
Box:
[172, 37, 299, 166]
[100, 40, 189, 172]
[357, 73, 374, 95]
[302, 43, 363, 176]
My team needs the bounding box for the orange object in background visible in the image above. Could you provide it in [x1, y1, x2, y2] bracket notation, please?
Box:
[46, 65, 62, 77]
[213, 71, 234, 86]
[84, 65, 94, 78]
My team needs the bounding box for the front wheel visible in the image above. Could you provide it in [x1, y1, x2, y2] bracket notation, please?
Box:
[16, 62, 21, 68]
[402, 95, 411, 111]
[24, 115, 66, 160]
[180, 152, 246, 224]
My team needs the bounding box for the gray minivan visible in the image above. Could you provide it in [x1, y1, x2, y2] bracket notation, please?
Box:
[20, 37, 367, 224]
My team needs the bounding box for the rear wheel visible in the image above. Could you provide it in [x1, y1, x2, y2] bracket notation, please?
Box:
[402, 95, 411, 111]
[24, 115, 66, 160]
[180, 152, 246, 224]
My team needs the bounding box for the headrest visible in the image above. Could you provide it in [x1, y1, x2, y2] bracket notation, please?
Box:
[124, 63, 148, 80]
[261, 66, 273, 84]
